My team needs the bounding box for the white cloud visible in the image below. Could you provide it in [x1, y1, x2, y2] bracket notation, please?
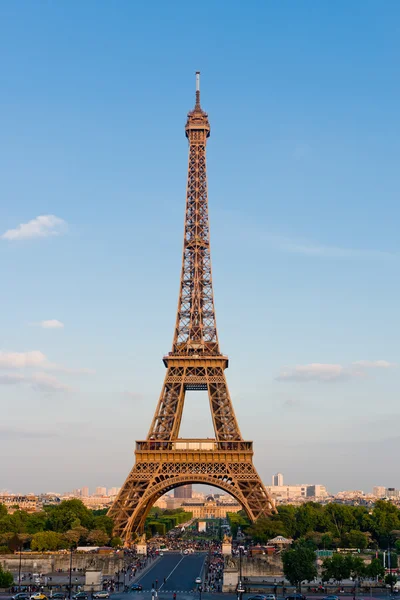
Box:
[52, 365, 95, 375]
[277, 363, 347, 382]
[277, 360, 396, 383]
[0, 350, 94, 376]
[30, 372, 71, 392]
[38, 320, 64, 329]
[0, 371, 70, 392]
[0, 373, 26, 385]
[352, 360, 395, 369]
[0, 351, 48, 369]
[1, 215, 67, 241]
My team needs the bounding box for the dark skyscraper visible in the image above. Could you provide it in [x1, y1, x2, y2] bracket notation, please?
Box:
[174, 484, 192, 499]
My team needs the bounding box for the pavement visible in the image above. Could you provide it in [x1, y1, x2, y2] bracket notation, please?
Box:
[133, 552, 206, 593]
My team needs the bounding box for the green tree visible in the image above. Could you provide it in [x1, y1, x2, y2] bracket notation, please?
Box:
[0, 505, 7, 519]
[110, 537, 123, 548]
[349, 555, 366, 579]
[385, 574, 397, 591]
[0, 515, 15, 534]
[322, 553, 351, 582]
[371, 502, 400, 546]
[324, 504, 356, 539]
[246, 517, 286, 543]
[0, 564, 13, 587]
[367, 558, 385, 579]
[282, 543, 317, 591]
[31, 531, 66, 551]
[93, 515, 114, 536]
[321, 534, 334, 549]
[25, 513, 47, 534]
[87, 529, 110, 546]
[277, 505, 297, 538]
[345, 530, 369, 550]
[64, 526, 88, 546]
[45, 500, 94, 532]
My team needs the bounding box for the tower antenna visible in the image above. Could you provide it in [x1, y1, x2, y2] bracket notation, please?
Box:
[195, 71, 200, 107]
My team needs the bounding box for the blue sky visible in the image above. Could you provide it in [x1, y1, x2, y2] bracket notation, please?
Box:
[1, 1, 399, 495]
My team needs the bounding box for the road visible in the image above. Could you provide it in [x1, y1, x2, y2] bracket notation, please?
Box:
[134, 552, 206, 592]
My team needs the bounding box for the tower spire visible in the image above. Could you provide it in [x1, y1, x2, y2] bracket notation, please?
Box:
[195, 70, 201, 108]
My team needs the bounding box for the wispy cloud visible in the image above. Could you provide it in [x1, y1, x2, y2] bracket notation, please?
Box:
[1, 215, 67, 241]
[0, 351, 47, 369]
[0, 350, 93, 392]
[0, 350, 93, 374]
[0, 371, 71, 392]
[277, 360, 396, 383]
[263, 233, 396, 260]
[30, 372, 72, 392]
[36, 320, 64, 329]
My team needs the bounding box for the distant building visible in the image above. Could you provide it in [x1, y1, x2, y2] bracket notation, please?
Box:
[174, 484, 192, 499]
[267, 483, 328, 502]
[0, 494, 38, 513]
[272, 473, 284, 487]
[154, 494, 184, 510]
[372, 486, 386, 498]
[95, 486, 107, 496]
[386, 488, 399, 498]
[181, 495, 241, 519]
[307, 485, 328, 498]
[81, 496, 112, 509]
[81, 486, 89, 497]
[108, 487, 120, 497]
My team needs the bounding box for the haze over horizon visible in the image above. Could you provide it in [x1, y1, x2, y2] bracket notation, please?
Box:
[1, 1, 399, 495]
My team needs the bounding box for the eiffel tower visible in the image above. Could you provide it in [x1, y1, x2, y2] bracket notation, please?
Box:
[109, 73, 276, 543]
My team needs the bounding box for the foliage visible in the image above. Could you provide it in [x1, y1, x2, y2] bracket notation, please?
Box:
[226, 512, 250, 538]
[31, 531, 67, 551]
[322, 553, 366, 582]
[0, 563, 13, 587]
[87, 529, 110, 546]
[64, 526, 89, 546]
[240, 500, 400, 550]
[385, 574, 397, 588]
[344, 530, 369, 550]
[92, 515, 114, 536]
[367, 558, 385, 579]
[44, 500, 95, 532]
[0, 545, 9, 554]
[282, 542, 318, 590]
[110, 536, 123, 548]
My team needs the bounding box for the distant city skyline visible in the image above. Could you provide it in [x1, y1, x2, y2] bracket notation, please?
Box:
[1, 2, 399, 493]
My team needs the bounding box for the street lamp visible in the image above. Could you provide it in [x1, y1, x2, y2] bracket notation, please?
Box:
[68, 546, 74, 600]
[18, 544, 22, 590]
[237, 547, 245, 600]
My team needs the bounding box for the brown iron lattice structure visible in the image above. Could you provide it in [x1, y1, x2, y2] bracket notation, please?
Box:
[108, 73, 276, 543]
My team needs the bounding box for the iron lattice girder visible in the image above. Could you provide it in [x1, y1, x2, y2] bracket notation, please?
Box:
[108, 448, 275, 540]
[147, 359, 241, 442]
[108, 79, 276, 543]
